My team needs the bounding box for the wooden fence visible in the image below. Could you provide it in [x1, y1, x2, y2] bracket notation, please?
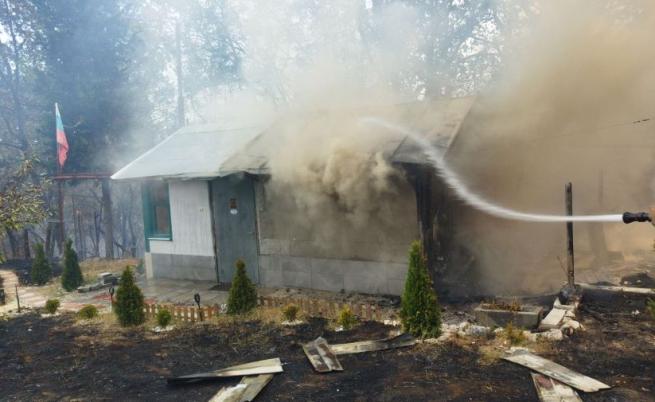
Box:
[143, 295, 395, 323]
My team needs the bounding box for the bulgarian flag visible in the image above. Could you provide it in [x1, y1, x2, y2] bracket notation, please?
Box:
[55, 103, 69, 168]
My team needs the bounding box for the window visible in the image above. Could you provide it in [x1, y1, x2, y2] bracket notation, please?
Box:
[142, 181, 172, 241]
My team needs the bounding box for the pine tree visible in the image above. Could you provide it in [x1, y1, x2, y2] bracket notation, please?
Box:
[30, 243, 51, 285]
[400, 241, 442, 338]
[61, 239, 83, 291]
[114, 267, 145, 326]
[227, 259, 257, 315]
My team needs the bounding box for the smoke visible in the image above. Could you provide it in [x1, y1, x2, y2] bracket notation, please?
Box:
[446, 1, 655, 294]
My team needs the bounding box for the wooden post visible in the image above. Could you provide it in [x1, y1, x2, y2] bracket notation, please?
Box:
[15, 284, 20, 313]
[58, 180, 65, 253]
[102, 179, 114, 259]
[565, 183, 575, 290]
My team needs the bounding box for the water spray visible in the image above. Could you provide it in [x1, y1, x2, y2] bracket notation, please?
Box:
[361, 117, 652, 225]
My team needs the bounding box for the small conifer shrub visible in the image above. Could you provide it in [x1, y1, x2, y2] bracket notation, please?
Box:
[227, 259, 257, 315]
[400, 241, 442, 338]
[78, 304, 98, 319]
[61, 240, 83, 291]
[156, 308, 173, 327]
[45, 299, 60, 314]
[114, 267, 145, 326]
[30, 243, 51, 285]
[337, 306, 357, 330]
[282, 304, 300, 322]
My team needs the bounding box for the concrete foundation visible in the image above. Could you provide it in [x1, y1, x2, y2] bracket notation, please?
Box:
[474, 305, 544, 329]
[150, 253, 216, 281]
[259, 255, 407, 295]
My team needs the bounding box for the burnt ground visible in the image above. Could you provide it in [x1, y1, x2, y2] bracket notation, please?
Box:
[0, 294, 653, 401]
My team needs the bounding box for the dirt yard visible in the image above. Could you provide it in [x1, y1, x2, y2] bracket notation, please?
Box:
[0, 291, 653, 401]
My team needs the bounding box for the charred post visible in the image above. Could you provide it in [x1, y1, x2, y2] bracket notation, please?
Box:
[565, 182, 574, 290]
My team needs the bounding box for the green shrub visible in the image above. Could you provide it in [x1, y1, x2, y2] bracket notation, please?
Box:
[400, 241, 442, 338]
[45, 299, 60, 314]
[114, 267, 145, 327]
[337, 306, 357, 330]
[61, 239, 83, 291]
[30, 243, 51, 285]
[156, 308, 172, 327]
[227, 259, 257, 315]
[78, 304, 98, 319]
[647, 298, 655, 320]
[282, 304, 300, 322]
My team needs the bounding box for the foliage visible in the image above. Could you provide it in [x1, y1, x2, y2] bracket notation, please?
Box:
[61, 239, 83, 291]
[114, 267, 145, 327]
[281, 304, 299, 322]
[0, 159, 48, 232]
[156, 308, 172, 327]
[337, 306, 357, 330]
[504, 323, 526, 345]
[30, 243, 52, 285]
[77, 304, 98, 319]
[647, 299, 655, 320]
[227, 259, 257, 315]
[45, 299, 60, 314]
[400, 241, 442, 338]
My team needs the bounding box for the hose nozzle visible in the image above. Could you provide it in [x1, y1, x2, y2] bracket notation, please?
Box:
[622, 211, 652, 224]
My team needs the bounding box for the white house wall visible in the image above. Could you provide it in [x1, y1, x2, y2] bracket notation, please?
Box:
[148, 180, 217, 281]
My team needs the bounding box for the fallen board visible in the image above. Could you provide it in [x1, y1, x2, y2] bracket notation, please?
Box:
[302, 337, 343, 373]
[503, 350, 610, 393]
[208, 374, 274, 402]
[531, 373, 582, 402]
[167, 358, 283, 384]
[329, 333, 416, 355]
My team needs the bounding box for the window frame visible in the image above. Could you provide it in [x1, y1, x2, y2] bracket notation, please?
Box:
[142, 181, 172, 245]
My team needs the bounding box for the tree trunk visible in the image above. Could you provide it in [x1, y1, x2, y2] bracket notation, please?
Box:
[102, 179, 114, 259]
[5, 229, 18, 258]
[22, 229, 30, 259]
[45, 223, 53, 258]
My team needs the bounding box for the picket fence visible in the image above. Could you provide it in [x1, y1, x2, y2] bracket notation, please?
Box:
[142, 295, 394, 323]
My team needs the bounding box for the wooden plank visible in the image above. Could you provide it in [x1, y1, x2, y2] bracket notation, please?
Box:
[531, 373, 582, 402]
[208, 374, 274, 402]
[330, 333, 416, 355]
[538, 308, 566, 330]
[503, 350, 610, 392]
[167, 358, 283, 384]
[578, 283, 655, 296]
[302, 337, 342, 372]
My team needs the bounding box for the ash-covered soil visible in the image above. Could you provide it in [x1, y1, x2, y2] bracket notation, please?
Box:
[0, 294, 653, 401]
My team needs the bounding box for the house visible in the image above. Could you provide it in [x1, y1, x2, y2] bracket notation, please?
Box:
[111, 97, 475, 296]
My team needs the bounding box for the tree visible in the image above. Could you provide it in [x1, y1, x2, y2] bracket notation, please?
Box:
[61, 239, 83, 291]
[114, 266, 145, 326]
[400, 241, 441, 338]
[30, 243, 51, 285]
[227, 259, 257, 315]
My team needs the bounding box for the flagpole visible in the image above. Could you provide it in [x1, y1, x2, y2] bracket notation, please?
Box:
[56, 103, 65, 252]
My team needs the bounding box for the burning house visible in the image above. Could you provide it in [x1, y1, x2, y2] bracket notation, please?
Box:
[112, 97, 475, 296]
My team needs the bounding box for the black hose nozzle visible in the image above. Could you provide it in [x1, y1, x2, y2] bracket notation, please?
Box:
[622, 211, 652, 224]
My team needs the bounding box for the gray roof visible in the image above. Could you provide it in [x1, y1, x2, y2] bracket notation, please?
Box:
[112, 97, 475, 181]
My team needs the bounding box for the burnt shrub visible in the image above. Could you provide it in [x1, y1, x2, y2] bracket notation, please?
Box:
[61, 240, 83, 291]
[114, 267, 145, 326]
[400, 241, 442, 338]
[45, 299, 60, 314]
[156, 308, 172, 327]
[30, 243, 51, 285]
[227, 259, 257, 315]
[78, 304, 98, 319]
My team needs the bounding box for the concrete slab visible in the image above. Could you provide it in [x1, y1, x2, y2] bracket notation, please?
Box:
[474, 305, 543, 329]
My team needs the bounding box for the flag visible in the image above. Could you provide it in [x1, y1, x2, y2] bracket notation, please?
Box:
[55, 103, 69, 168]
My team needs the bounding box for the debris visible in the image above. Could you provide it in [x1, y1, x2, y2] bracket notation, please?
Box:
[553, 297, 578, 312]
[538, 308, 567, 330]
[329, 333, 416, 355]
[302, 337, 343, 373]
[578, 283, 655, 296]
[502, 350, 610, 392]
[531, 373, 582, 402]
[167, 358, 283, 384]
[537, 329, 564, 341]
[474, 304, 543, 329]
[208, 374, 274, 402]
